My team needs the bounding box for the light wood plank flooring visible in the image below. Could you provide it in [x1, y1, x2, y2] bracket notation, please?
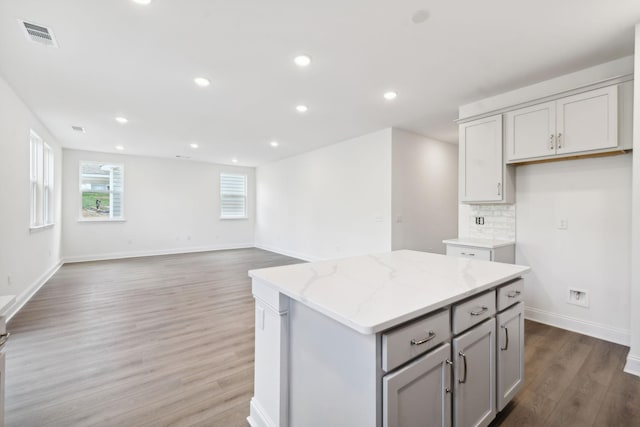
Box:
[6, 248, 640, 426]
[6, 248, 302, 427]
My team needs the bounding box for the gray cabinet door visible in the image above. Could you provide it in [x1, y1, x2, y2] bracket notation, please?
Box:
[459, 115, 504, 203]
[383, 343, 452, 427]
[496, 302, 525, 411]
[452, 318, 496, 427]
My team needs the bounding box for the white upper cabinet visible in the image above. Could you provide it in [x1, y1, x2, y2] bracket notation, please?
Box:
[459, 115, 513, 204]
[505, 85, 621, 163]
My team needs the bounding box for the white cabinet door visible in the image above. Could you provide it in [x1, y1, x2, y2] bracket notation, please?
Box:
[459, 115, 504, 203]
[496, 302, 525, 411]
[383, 343, 452, 427]
[505, 101, 556, 161]
[556, 85, 618, 155]
[453, 318, 496, 427]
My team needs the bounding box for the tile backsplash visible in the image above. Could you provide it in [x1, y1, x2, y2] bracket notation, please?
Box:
[459, 204, 516, 241]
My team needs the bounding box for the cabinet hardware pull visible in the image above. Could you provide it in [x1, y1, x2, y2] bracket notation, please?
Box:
[470, 306, 488, 316]
[445, 359, 453, 393]
[497, 182, 501, 196]
[501, 326, 509, 351]
[549, 134, 555, 150]
[557, 133, 563, 149]
[0, 332, 10, 347]
[458, 351, 467, 384]
[507, 290, 521, 298]
[460, 252, 475, 257]
[410, 331, 436, 345]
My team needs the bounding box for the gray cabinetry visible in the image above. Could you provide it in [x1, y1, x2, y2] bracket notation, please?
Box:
[383, 343, 452, 427]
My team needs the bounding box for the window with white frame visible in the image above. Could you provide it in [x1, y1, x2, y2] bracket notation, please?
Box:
[29, 130, 54, 228]
[79, 161, 124, 220]
[220, 173, 247, 219]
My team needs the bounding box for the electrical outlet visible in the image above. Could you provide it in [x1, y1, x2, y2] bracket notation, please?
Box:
[557, 218, 568, 230]
[475, 216, 485, 225]
[567, 288, 589, 308]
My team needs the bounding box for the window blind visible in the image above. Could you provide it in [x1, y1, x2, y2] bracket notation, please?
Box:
[220, 173, 247, 218]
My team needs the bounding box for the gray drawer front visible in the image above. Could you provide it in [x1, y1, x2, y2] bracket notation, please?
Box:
[446, 245, 492, 261]
[452, 291, 496, 335]
[382, 309, 450, 372]
[497, 279, 524, 311]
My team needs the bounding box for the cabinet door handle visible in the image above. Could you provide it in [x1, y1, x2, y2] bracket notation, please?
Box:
[501, 326, 509, 351]
[497, 182, 501, 196]
[507, 290, 521, 298]
[557, 133, 563, 149]
[458, 351, 468, 384]
[410, 331, 436, 346]
[470, 306, 488, 316]
[0, 332, 10, 347]
[445, 359, 453, 393]
[549, 134, 555, 150]
[460, 252, 475, 257]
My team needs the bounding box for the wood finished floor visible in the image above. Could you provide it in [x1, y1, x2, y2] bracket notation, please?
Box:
[6, 248, 303, 427]
[5, 248, 640, 426]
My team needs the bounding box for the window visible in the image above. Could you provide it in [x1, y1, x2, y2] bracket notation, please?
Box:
[79, 161, 124, 220]
[220, 173, 247, 219]
[29, 130, 54, 228]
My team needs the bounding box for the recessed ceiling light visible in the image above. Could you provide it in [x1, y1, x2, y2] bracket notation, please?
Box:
[294, 55, 312, 67]
[270, 141, 279, 147]
[132, 0, 152, 5]
[115, 116, 128, 124]
[194, 77, 211, 87]
[295, 105, 308, 113]
[412, 10, 430, 24]
[232, 158, 238, 163]
[383, 91, 398, 101]
[115, 145, 125, 151]
[71, 125, 86, 133]
[190, 143, 199, 149]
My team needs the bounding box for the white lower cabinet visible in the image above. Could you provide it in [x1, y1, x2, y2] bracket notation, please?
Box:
[452, 318, 496, 427]
[496, 302, 525, 411]
[383, 343, 452, 427]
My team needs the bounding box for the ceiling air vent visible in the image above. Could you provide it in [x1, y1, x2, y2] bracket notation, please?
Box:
[20, 20, 58, 47]
[71, 126, 86, 133]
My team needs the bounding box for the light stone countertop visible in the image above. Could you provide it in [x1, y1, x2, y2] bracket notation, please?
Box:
[443, 238, 516, 249]
[249, 250, 530, 334]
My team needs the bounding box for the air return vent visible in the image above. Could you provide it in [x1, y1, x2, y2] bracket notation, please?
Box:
[20, 20, 58, 47]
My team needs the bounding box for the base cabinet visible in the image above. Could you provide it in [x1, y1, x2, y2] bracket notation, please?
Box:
[452, 318, 496, 427]
[383, 343, 452, 427]
[496, 302, 525, 411]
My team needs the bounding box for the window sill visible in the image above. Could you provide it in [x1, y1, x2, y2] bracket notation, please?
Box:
[220, 216, 249, 220]
[77, 218, 126, 223]
[29, 223, 55, 233]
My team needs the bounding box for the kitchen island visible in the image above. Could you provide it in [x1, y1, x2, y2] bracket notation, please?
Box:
[247, 250, 530, 427]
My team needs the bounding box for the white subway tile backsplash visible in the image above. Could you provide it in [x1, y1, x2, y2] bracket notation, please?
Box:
[459, 203, 516, 240]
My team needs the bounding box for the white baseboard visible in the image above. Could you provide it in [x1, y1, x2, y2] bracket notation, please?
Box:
[248, 398, 276, 427]
[624, 354, 640, 377]
[3, 260, 63, 322]
[525, 306, 630, 346]
[254, 244, 319, 262]
[63, 243, 255, 263]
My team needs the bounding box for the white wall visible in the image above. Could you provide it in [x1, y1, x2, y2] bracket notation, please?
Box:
[255, 129, 393, 261]
[62, 149, 255, 261]
[626, 24, 640, 375]
[391, 129, 458, 253]
[516, 155, 632, 345]
[0, 75, 62, 318]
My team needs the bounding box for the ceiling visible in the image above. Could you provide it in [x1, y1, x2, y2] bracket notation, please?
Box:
[1, 0, 639, 167]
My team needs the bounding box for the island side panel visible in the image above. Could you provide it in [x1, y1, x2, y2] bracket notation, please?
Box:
[249, 280, 290, 427]
[289, 299, 381, 427]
